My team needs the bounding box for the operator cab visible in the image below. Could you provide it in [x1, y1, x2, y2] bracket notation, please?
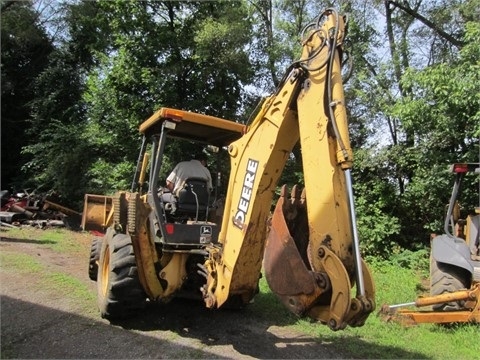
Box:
[132, 107, 245, 248]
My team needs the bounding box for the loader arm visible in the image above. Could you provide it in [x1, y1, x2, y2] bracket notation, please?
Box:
[201, 9, 375, 330]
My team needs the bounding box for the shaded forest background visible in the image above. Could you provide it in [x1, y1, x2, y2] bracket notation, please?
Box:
[2, 0, 479, 257]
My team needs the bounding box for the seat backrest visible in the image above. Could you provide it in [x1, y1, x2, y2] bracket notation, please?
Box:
[176, 177, 210, 219]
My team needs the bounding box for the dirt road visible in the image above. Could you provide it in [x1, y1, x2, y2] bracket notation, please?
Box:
[0, 228, 345, 359]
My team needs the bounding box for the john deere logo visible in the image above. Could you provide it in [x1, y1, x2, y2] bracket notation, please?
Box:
[200, 226, 212, 235]
[200, 226, 212, 244]
[234, 158, 259, 228]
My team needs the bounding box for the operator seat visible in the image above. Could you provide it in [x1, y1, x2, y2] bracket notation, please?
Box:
[174, 177, 210, 222]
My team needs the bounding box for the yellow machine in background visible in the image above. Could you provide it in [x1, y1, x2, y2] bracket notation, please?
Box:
[384, 163, 479, 324]
[89, 8, 375, 331]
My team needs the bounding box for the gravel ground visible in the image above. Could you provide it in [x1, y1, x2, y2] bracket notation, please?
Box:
[0, 227, 346, 359]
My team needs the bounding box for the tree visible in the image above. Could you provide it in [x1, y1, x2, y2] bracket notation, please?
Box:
[390, 20, 480, 236]
[7, 0, 255, 201]
[347, 0, 479, 251]
[246, 0, 328, 92]
[21, 47, 90, 207]
[80, 0, 255, 194]
[17, 1, 113, 206]
[1, 1, 54, 189]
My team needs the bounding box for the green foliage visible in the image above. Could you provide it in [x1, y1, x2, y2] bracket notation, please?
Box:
[78, 0, 254, 195]
[1, 1, 54, 188]
[21, 47, 89, 207]
[87, 158, 135, 195]
[386, 20, 480, 243]
[355, 190, 401, 258]
[346, 12, 480, 255]
[65, 0, 111, 68]
[388, 248, 430, 275]
[352, 148, 402, 257]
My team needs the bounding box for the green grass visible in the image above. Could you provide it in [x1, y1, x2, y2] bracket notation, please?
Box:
[1, 228, 96, 312]
[45, 271, 96, 305]
[1, 227, 85, 253]
[251, 260, 479, 359]
[0, 251, 44, 274]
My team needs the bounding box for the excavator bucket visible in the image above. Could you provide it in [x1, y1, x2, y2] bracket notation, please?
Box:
[264, 185, 330, 316]
[265, 184, 375, 330]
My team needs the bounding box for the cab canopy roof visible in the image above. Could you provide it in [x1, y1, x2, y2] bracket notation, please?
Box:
[139, 107, 246, 147]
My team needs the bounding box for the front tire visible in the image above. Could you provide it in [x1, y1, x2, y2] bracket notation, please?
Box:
[97, 232, 146, 319]
[430, 256, 470, 311]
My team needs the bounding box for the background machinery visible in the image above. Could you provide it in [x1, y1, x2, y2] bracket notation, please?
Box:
[385, 163, 480, 324]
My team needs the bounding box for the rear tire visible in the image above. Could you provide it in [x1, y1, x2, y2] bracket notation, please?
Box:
[97, 232, 146, 319]
[88, 237, 102, 281]
[430, 256, 470, 311]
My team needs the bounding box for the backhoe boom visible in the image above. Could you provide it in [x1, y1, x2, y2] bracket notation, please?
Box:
[201, 9, 375, 330]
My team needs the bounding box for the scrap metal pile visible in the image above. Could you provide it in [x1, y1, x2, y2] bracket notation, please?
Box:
[0, 190, 81, 229]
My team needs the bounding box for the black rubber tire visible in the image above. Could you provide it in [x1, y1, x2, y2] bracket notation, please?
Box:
[97, 232, 146, 319]
[222, 294, 245, 310]
[430, 256, 470, 311]
[88, 237, 103, 281]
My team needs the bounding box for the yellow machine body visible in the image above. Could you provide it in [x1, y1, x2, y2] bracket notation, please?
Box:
[92, 9, 375, 330]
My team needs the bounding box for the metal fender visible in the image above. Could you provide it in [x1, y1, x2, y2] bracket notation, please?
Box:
[431, 235, 473, 275]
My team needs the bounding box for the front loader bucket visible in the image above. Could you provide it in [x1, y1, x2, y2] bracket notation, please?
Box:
[264, 185, 329, 316]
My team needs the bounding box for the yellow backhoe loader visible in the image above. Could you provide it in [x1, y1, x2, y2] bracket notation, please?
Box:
[88, 8, 375, 331]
